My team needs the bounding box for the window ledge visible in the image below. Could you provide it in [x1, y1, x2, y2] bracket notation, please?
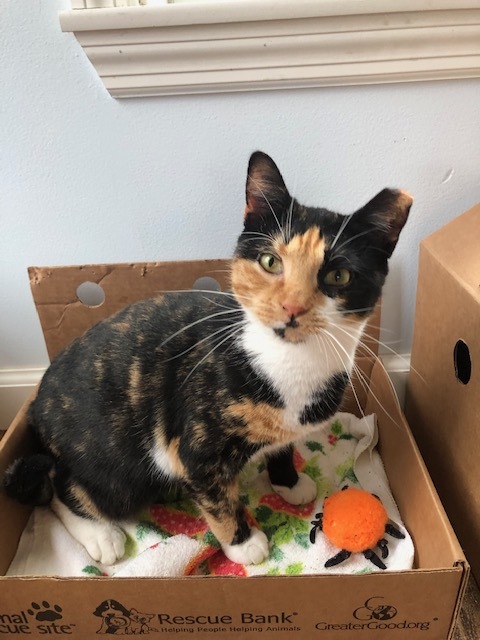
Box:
[59, 0, 480, 98]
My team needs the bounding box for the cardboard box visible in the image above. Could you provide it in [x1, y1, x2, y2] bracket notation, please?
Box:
[0, 260, 468, 640]
[405, 203, 480, 585]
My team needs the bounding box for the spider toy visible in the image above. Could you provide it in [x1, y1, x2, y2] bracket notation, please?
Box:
[310, 486, 405, 570]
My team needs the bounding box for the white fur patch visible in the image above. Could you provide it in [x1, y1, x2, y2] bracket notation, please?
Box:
[240, 305, 366, 430]
[51, 497, 126, 565]
[222, 527, 269, 565]
[150, 447, 178, 480]
[272, 472, 317, 505]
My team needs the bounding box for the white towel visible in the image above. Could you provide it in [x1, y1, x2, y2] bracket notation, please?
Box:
[7, 412, 414, 578]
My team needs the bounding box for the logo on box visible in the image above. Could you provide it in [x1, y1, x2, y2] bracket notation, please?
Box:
[314, 596, 435, 633]
[94, 600, 157, 635]
[353, 597, 398, 621]
[92, 599, 301, 634]
[0, 601, 75, 635]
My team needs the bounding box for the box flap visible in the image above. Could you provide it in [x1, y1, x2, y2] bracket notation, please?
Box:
[422, 203, 480, 297]
[29, 261, 381, 362]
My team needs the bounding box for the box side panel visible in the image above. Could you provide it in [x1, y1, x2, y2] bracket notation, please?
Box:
[405, 244, 480, 582]
[422, 203, 480, 296]
[0, 396, 35, 574]
[29, 260, 231, 360]
[366, 360, 465, 570]
[0, 569, 465, 640]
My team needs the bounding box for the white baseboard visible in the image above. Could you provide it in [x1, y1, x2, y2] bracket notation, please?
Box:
[0, 368, 44, 431]
[0, 356, 411, 431]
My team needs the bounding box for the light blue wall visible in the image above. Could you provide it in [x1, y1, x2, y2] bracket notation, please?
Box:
[2, 1, 480, 368]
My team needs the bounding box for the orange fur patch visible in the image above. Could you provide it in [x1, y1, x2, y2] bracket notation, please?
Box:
[276, 227, 325, 311]
[231, 228, 327, 341]
[69, 483, 103, 520]
[152, 429, 186, 478]
[227, 399, 296, 445]
[128, 357, 142, 407]
[94, 359, 104, 382]
[61, 395, 74, 410]
[166, 437, 186, 477]
[111, 321, 130, 333]
[198, 483, 240, 544]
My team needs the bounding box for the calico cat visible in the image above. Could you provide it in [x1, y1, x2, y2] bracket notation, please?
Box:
[4, 152, 412, 567]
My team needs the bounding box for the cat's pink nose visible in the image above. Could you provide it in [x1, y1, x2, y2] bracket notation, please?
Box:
[282, 303, 307, 318]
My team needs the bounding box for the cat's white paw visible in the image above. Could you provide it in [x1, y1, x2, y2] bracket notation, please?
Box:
[51, 497, 126, 565]
[222, 528, 269, 565]
[82, 523, 126, 566]
[272, 472, 317, 505]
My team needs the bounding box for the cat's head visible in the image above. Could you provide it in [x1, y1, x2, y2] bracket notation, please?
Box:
[231, 151, 412, 343]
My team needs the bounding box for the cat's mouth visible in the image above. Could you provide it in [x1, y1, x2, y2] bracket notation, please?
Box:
[273, 316, 309, 343]
[286, 315, 300, 329]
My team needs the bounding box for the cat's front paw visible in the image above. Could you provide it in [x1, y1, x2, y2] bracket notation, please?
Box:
[272, 472, 316, 505]
[222, 528, 269, 565]
[51, 497, 127, 566]
[83, 523, 127, 566]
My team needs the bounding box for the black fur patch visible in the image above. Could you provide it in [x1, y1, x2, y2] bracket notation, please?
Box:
[4, 453, 54, 505]
[266, 445, 298, 489]
[300, 373, 349, 425]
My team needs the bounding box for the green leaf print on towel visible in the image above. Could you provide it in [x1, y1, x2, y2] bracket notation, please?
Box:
[328, 419, 354, 446]
[335, 456, 358, 485]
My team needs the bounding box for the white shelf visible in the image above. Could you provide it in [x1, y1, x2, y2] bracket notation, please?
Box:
[60, 0, 480, 98]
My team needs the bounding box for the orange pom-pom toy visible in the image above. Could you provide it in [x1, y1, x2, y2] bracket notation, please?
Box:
[310, 486, 405, 570]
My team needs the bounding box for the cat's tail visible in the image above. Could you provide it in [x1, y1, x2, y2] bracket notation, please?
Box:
[3, 453, 55, 506]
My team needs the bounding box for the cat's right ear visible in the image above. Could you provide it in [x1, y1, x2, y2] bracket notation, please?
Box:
[354, 188, 413, 257]
[245, 152, 290, 225]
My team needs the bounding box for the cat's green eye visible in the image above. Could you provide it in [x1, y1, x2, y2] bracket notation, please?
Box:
[259, 253, 283, 274]
[324, 268, 352, 287]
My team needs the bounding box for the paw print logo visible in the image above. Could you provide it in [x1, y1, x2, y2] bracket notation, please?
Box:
[27, 601, 63, 622]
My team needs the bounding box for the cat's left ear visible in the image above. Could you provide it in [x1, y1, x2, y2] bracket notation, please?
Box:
[245, 151, 291, 225]
[354, 188, 413, 257]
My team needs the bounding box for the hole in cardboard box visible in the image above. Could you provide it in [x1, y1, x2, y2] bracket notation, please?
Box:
[192, 276, 221, 292]
[76, 282, 106, 308]
[453, 340, 471, 385]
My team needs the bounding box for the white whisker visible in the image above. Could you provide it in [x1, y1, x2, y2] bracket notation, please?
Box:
[242, 231, 276, 242]
[323, 326, 405, 429]
[249, 177, 286, 243]
[164, 319, 247, 362]
[332, 322, 426, 385]
[321, 328, 366, 422]
[180, 324, 245, 388]
[156, 289, 236, 298]
[287, 194, 295, 242]
[159, 308, 242, 349]
[333, 229, 374, 254]
[329, 213, 354, 252]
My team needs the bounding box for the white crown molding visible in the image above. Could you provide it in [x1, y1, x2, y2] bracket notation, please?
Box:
[59, 0, 480, 98]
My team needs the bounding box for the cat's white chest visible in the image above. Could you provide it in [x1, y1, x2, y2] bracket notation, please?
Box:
[240, 313, 363, 430]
